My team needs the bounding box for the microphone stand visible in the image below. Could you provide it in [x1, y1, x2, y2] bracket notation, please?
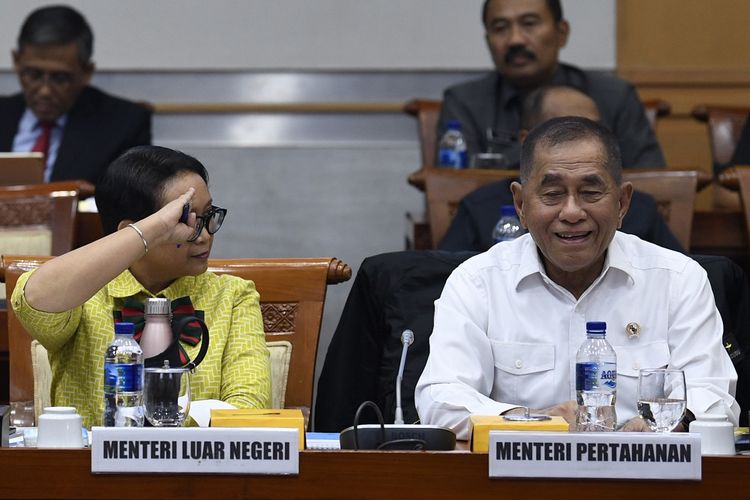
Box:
[393, 330, 414, 425]
[339, 329, 456, 451]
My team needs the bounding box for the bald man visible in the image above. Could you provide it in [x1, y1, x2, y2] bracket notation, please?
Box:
[438, 85, 683, 252]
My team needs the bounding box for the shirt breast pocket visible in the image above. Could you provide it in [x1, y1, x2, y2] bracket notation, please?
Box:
[490, 340, 555, 406]
[615, 341, 671, 415]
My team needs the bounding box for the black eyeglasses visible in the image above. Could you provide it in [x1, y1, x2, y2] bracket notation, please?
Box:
[187, 206, 227, 242]
[19, 67, 77, 90]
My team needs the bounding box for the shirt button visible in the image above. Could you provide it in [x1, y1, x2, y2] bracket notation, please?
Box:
[632, 362, 640, 370]
[515, 360, 523, 369]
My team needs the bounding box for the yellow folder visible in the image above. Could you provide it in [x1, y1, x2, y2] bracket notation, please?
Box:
[210, 408, 305, 449]
[469, 415, 569, 453]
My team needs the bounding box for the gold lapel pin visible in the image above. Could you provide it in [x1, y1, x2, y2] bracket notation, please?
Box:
[625, 322, 641, 339]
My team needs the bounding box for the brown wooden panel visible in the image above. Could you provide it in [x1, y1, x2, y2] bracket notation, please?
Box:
[0, 449, 748, 499]
[617, 0, 750, 79]
[652, 117, 713, 172]
[636, 88, 750, 116]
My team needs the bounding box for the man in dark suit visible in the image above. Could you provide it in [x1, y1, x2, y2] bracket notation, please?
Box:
[0, 5, 151, 185]
[437, 0, 664, 168]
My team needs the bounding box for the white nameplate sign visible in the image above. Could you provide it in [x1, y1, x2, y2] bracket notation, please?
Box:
[91, 427, 299, 475]
[489, 431, 701, 480]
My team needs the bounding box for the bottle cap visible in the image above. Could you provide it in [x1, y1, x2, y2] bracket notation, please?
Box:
[145, 297, 170, 315]
[446, 120, 462, 131]
[500, 205, 517, 217]
[586, 321, 607, 336]
[114, 322, 135, 336]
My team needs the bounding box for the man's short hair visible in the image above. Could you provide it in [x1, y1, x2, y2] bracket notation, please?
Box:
[17, 5, 94, 66]
[95, 146, 209, 235]
[482, 0, 563, 27]
[520, 116, 623, 184]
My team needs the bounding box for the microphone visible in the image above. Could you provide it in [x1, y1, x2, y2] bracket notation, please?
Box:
[394, 330, 414, 425]
[339, 329, 456, 451]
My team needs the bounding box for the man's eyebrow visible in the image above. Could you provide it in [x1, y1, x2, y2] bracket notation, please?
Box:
[581, 174, 607, 187]
[539, 173, 563, 186]
[519, 13, 542, 21]
[489, 12, 539, 24]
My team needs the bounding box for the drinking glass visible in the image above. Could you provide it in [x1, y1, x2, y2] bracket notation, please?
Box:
[9, 400, 35, 427]
[637, 368, 687, 432]
[144, 362, 191, 427]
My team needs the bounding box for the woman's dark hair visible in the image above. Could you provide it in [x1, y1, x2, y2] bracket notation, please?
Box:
[95, 145, 209, 235]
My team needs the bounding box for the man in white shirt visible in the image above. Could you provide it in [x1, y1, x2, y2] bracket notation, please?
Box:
[415, 116, 739, 440]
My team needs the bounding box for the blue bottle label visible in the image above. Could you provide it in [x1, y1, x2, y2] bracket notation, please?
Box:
[438, 148, 467, 168]
[576, 361, 616, 391]
[104, 363, 143, 392]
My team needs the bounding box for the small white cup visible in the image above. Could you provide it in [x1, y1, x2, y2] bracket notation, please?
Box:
[689, 413, 736, 456]
[36, 407, 84, 448]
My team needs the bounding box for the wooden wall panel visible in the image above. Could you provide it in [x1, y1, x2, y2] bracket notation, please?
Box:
[617, 0, 750, 210]
[618, 0, 750, 84]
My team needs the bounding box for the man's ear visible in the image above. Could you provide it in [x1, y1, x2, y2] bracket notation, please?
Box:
[557, 19, 570, 49]
[11, 50, 20, 69]
[510, 181, 526, 227]
[81, 61, 95, 86]
[617, 181, 633, 228]
[518, 129, 529, 144]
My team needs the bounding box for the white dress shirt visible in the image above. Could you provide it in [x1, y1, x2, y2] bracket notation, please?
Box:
[415, 231, 739, 440]
[12, 108, 66, 182]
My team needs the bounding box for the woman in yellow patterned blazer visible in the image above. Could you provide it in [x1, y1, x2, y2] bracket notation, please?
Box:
[12, 145, 271, 428]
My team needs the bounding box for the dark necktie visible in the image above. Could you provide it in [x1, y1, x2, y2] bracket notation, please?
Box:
[31, 121, 54, 159]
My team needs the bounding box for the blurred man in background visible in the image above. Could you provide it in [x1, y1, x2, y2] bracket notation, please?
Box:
[436, 0, 663, 168]
[0, 5, 151, 184]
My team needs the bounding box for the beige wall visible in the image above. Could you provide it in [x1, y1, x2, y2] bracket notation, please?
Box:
[0, 0, 615, 71]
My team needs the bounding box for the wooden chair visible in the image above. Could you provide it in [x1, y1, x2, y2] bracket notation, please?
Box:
[718, 166, 750, 249]
[1, 255, 351, 425]
[0, 153, 45, 186]
[641, 98, 672, 131]
[691, 105, 750, 168]
[207, 257, 351, 414]
[425, 168, 520, 248]
[0, 181, 84, 257]
[423, 168, 702, 251]
[623, 169, 701, 250]
[691, 105, 750, 210]
[403, 99, 442, 170]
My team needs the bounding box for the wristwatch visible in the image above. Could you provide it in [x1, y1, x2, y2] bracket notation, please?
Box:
[680, 409, 696, 431]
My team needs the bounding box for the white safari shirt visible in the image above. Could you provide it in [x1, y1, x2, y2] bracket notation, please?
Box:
[415, 231, 739, 440]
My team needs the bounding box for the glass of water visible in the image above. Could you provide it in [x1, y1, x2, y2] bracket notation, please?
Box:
[637, 368, 687, 432]
[144, 361, 191, 427]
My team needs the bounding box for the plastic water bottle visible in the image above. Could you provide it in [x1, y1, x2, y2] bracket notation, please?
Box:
[575, 321, 617, 432]
[103, 322, 144, 427]
[491, 205, 525, 243]
[437, 120, 468, 168]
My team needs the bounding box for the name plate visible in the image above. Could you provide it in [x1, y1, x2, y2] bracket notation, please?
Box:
[489, 431, 701, 480]
[91, 427, 299, 475]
